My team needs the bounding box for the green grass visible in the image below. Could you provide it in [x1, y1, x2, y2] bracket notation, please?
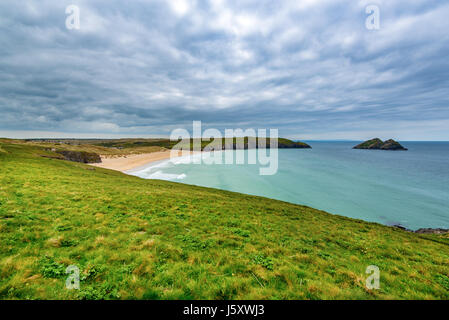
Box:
[99, 137, 311, 150]
[20, 139, 167, 156]
[0, 141, 448, 300]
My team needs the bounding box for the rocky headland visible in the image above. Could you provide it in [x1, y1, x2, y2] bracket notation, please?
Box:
[56, 150, 102, 164]
[353, 138, 408, 150]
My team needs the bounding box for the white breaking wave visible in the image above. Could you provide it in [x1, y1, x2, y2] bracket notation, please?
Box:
[136, 170, 186, 180]
[127, 151, 217, 181]
[127, 154, 193, 181]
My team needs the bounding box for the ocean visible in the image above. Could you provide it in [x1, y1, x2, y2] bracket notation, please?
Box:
[129, 141, 449, 230]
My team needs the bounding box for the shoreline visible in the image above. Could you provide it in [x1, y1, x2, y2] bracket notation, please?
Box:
[90, 150, 174, 172]
[89, 150, 200, 172]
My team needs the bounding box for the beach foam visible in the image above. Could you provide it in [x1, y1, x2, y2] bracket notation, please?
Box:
[126, 152, 207, 181]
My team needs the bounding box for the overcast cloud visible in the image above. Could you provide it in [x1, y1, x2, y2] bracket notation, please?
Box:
[0, 0, 449, 140]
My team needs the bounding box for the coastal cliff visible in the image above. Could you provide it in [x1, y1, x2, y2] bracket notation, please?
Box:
[56, 150, 102, 163]
[219, 138, 311, 150]
[168, 137, 312, 151]
[353, 138, 408, 150]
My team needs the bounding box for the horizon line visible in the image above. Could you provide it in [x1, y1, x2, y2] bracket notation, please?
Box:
[2, 136, 449, 143]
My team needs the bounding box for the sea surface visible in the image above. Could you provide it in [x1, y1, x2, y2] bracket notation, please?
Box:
[129, 141, 449, 230]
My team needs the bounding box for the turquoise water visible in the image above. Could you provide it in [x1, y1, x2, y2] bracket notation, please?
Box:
[129, 142, 449, 230]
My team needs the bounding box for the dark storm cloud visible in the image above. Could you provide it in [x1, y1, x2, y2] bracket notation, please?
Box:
[1, 0, 449, 139]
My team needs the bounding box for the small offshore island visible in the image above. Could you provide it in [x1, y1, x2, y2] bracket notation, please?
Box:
[353, 138, 408, 150]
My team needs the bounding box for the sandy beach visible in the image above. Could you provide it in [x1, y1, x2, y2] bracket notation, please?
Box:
[90, 150, 180, 172]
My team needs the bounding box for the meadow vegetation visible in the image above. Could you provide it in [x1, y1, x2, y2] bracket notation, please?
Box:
[22, 139, 167, 156]
[0, 140, 448, 299]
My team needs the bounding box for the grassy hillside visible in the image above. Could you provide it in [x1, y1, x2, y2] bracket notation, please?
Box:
[22, 139, 167, 156]
[0, 141, 448, 300]
[24, 137, 311, 155]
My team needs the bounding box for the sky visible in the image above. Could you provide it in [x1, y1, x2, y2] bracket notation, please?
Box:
[0, 0, 449, 140]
